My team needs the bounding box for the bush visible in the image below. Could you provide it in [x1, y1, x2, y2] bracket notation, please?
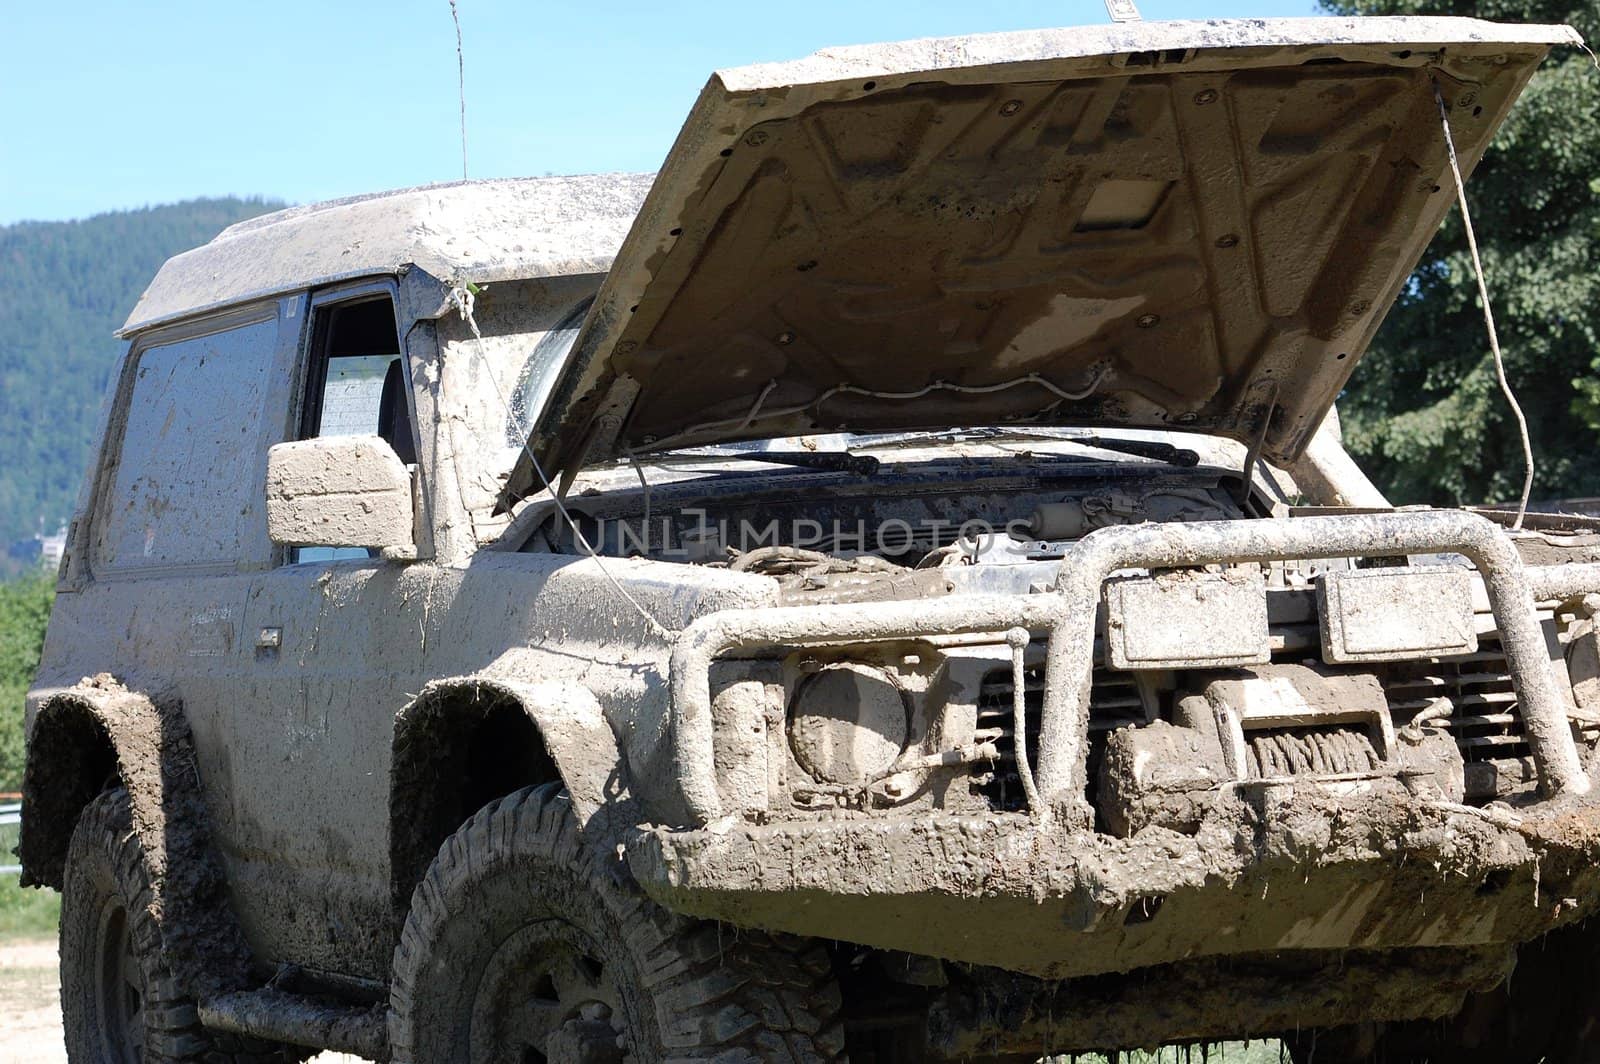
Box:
[0, 572, 53, 794]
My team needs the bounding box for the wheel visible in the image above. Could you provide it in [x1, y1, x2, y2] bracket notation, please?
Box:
[1286, 923, 1600, 1064]
[389, 783, 848, 1063]
[59, 788, 303, 1063]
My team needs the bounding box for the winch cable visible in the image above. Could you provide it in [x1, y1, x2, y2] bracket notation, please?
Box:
[1432, 77, 1534, 530]
[447, 284, 674, 638]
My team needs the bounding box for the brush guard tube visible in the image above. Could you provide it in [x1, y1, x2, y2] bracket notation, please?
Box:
[668, 511, 1594, 826]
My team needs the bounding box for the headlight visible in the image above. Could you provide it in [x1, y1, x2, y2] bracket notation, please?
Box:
[788, 663, 909, 785]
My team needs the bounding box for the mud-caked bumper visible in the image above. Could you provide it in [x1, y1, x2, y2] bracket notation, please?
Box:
[671, 512, 1600, 830]
[627, 782, 1600, 979]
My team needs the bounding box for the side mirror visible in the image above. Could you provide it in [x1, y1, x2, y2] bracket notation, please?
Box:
[266, 436, 415, 550]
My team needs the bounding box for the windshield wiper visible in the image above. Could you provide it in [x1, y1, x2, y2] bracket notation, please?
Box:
[648, 450, 881, 475]
[849, 427, 1199, 467]
[647, 432, 1195, 477]
[1063, 435, 1199, 467]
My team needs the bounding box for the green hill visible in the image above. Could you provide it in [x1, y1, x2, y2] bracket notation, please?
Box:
[0, 198, 282, 574]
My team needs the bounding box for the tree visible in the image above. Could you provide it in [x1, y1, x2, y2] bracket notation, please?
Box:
[0, 198, 280, 570]
[1320, 0, 1600, 505]
[0, 573, 53, 793]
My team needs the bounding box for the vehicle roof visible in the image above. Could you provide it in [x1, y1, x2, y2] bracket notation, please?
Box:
[119, 173, 655, 337]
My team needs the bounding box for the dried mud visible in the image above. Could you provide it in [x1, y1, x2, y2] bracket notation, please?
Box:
[20, 675, 253, 998]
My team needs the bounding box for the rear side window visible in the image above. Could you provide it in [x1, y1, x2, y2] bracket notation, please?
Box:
[93, 317, 278, 572]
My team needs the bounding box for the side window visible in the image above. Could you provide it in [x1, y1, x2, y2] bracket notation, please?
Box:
[293, 295, 414, 563]
[94, 317, 278, 572]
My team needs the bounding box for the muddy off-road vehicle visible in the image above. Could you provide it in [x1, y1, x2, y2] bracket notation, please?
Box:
[23, 14, 1600, 1064]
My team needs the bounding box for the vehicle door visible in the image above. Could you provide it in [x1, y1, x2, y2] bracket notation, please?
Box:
[230, 282, 434, 979]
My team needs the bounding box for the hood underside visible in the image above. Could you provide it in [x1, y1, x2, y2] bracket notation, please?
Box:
[503, 17, 1578, 509]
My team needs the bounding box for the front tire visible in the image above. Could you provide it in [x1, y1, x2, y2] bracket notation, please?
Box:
[388, 784, 848, 1063]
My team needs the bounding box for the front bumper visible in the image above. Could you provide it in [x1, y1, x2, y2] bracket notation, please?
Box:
[671, 512, 1600, 829]
[628, 781, 1600, 979]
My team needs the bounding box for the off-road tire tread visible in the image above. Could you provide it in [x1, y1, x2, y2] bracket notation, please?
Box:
[60, 788, 304, 1064]
[389, 783, 847, 1062]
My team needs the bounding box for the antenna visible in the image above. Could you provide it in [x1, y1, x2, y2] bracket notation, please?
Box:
[449, 0, 468, 179]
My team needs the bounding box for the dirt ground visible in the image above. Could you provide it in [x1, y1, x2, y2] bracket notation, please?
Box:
[1, 939, 62, 1063]
[0, 937, 361, 1064]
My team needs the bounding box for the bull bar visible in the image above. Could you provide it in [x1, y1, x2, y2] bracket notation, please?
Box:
[669, 511, 1598, 825]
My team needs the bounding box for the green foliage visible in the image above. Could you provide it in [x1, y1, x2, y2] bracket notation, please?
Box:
[0, 876, 59, 939]
[1319, 1, 1600, 504]
[0, 199, 282, 568]
[0, 573, 53, 938]
[0, 573, 53, 794]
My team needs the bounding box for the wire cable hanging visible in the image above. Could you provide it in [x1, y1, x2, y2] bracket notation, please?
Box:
[447, 284, 673, 638]
[1432, 78, 1533, 530]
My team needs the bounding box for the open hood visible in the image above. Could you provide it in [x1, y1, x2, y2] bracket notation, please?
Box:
[503, 16, 1578, 508]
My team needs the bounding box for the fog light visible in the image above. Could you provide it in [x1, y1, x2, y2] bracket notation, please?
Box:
[789, 663, 909, 785]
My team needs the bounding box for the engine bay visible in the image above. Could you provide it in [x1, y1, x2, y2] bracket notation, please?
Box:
[510, 444, 1600, 822]
[520, 448, 1260, 603]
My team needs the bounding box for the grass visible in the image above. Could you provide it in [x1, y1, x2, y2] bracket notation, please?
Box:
[0, 814, 58, 939]
[0, 875, 59, 940]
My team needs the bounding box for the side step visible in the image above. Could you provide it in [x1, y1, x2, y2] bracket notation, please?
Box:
[199, 988, 389, 1060]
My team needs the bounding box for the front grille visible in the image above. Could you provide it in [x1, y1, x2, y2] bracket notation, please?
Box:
[969, 614, 1563, 813]
[974, 664, 1146, 811]
[1376, 636, 1530, 763]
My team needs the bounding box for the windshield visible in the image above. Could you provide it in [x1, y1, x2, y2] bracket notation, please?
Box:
[434, 278, 599, 521]
[508, 297, 590, 447]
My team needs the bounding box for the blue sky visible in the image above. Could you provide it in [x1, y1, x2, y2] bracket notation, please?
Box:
[2, 0, 1318, 225]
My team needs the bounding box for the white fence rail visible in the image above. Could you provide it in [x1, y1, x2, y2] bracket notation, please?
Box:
[1, 802, 21, 875]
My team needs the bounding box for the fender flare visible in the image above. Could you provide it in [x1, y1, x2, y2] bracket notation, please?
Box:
[20, 675, 252, 997]
[389, 676, 632, 917]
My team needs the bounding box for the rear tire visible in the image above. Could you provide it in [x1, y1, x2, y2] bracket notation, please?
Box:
[388, 783, 848, 1063]
[59, 788, 302, 1063]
